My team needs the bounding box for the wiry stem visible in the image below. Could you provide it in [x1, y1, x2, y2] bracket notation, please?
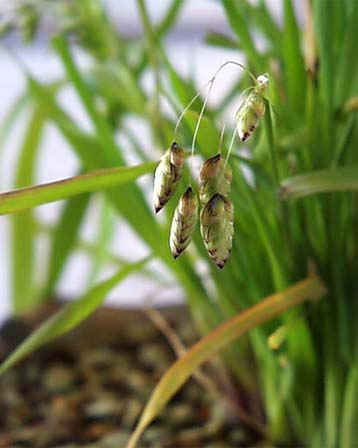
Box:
[174, 61, 257, 139]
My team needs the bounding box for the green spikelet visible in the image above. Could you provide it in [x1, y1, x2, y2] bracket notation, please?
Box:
[169, 187, 198, 259]
[153, 142, 185, 213]
[236, 73, 269, 142]
[200, 193, 234, 269]
[199, 154, 232, 205]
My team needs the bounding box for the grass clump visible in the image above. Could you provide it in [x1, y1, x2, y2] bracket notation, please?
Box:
[0, 1, 357, 446]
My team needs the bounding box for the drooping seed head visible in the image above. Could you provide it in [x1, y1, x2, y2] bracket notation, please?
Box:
[153, 142, 185, 213]
[200, 193, 234, 269]
[236, 92, 265, 142]
[170, 187, 198, 259]
[199, 154, 222, 179]
[169, 142, 185, 168]
[178, 186, 198, 216]
[199, 154, 232, 205]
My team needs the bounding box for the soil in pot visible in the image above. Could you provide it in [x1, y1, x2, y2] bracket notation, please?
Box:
[0, 304, 262, 447]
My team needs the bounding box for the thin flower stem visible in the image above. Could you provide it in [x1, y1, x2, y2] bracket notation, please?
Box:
[174, 61, 256, 141]
[190, 81, 214, 182]
[174, 79, 214, 137]
[218, 123, 226, 155]
[225, 125, 238, 166]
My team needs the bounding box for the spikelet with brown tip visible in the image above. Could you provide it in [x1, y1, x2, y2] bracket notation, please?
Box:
[200, 193, 234, 269]
[198, 154, 232, 205]
[236, 74, 269, 142]
[236, 92, 265, 142]
[153, 142, 185, 213]
[169, 187, 198, 259]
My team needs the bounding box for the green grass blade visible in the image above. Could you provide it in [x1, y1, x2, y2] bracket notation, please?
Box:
[313, 0, 335, 108]
[44, 192, 91, 296]
[282, 0, 306, 115]
[205, 32, 240, 50]
[0, 162, 156, 215]
[90, 64, 147, 116]
[86, 195, 114, 286]
[127, 276, 327, 448]
[334, 2, 358, 106]
[0, 91, 30, 161]
[157, 0, 183, 36]
[253, 1, 281, 51]
[339, 364, 358, 448]
[137, 0, 166, 144]
[281, 166, 358, 199]
[0, 257, 150, 376]
[27, 79, 105, 167]
[221, 0, 262, 73]
[159, 42, 198, 108]
[11, 107, 44, 312]
[52, 36, 122, 165]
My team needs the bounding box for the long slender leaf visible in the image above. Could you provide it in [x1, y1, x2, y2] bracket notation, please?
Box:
[334, 2, 358, 106]
[0, 257, 150, 376]
[85, 195, 114, 286]
[339, 364, 358, 448]
[0, 162, 156, 215]
[281, 166, 358, 199]
[11, 107, 44, 312]
[313, 0, 335, 108]
[0, 91, 30, 161]
[90, 64, 147, 115]
[45, 192, 91, 296]
[253, 1, 281, 51]
[127, 276, 327, 448]
[282, 0, 306, 115]
[205, 32, 239, 50]
[157, 0, 183, 36]
[221, 0, 262, 73]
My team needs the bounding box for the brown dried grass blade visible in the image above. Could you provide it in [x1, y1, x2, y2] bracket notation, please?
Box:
[127, 276, 327, 448]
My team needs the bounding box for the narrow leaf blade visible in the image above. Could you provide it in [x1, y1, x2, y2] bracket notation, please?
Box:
[0, 162, 157, 215]
[282, 0, 306, 114]
[45, 192, 91, 296]
[339, 364, 358, 448]
[127, 276, 327, 448]
[11, 107, 44, 312]
[0, 257, 150, 376]
[281, 166, 358, 199]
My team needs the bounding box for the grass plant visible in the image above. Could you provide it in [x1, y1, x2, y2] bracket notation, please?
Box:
[0, 1, 357, 446]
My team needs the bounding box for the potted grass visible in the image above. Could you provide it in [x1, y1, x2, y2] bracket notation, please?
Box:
[0, 0, 357, 447]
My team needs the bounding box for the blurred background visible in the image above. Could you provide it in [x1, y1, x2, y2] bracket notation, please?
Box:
[0, 0, 293, 321]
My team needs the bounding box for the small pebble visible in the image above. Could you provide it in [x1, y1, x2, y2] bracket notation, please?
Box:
[84, 394, 123, 421]
[43, 364, 75, 394]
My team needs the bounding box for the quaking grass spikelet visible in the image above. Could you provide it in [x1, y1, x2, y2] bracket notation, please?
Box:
[170, 187, 198, 259]
[236, 73, 269, 142]
[199, 154, 232, 205]
[153, 142, 185, 213]
[200, 193, 234, 269]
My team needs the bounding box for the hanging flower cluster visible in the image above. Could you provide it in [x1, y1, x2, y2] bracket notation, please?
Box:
[153, 63, 269, 269]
